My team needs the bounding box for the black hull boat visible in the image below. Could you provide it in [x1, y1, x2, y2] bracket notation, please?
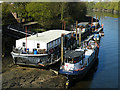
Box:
[59, 39, 99, 88]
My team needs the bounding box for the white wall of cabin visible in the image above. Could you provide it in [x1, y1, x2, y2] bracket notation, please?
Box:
[16, 40, 47, 52]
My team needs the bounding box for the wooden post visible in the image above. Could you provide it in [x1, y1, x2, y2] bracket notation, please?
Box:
[79, 26, 81, 47]
[26, 26, 27, 52]
[96, 15, 97, 30]
[76, 21, 78, 41]
[101, 16, 102, 26]
[61, 34, 64, 65]
[62, 20, 63, 30]
[64, 21, 66, 30]
[96, 15, 97, 23]
[91, 16, 93, 27]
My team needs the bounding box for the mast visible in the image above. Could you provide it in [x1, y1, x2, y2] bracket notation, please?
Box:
[64, 21, 66, 30]
[61, 34, 64, 65]
[79, 26, 81, 47]
[76, 21, 78, 41]
[91, 16, 93, 27]
[96, 15, 97, 23]
[62, 20, 64, 30]
[26, 26, 27, 52]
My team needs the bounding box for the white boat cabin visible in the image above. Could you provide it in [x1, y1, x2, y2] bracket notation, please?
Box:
[16, 30, 71, 53]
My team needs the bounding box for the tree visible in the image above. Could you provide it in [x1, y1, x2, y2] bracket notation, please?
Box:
[68, 2, 87, 22]
[11, 2, 28, 19]
[2, 3, 17, 26]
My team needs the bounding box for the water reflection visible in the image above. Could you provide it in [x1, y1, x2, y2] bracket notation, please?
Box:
[71, 11, 118, 88]
[87, 11, 120, 18]
[70, 58, 99, 88]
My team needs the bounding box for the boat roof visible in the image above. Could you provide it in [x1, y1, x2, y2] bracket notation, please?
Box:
[17, 30, 71, 44]
[75, 48, 93, 59]
[85, 49, 93, 58]
[64, 50, 84, 59]
[78, 22, 89, 26]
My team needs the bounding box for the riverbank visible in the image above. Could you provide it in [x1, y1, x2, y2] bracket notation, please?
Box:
[2, 56, 67, 88]
[91, 8, 120, 14]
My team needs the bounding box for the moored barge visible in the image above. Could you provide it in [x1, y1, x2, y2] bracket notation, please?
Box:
[11, 30, 72, 67]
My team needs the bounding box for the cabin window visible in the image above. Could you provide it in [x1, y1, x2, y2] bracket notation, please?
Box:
[59, 38, 61, 43]
[57, 39, 59, 45]
[37, 43, 40, 48]
[53, 41, 55, 46]
[56, 40, 57, 45]
[51, 41, 53, 47]
[74, 57, 80, 63]
[80, 60, 83, 65]
[23, 42, 25, 47]
[48, 43, 50, 49]
[50, 43, 52, 48]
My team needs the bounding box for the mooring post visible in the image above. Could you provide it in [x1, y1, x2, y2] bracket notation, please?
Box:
[64, 21, 66, 30]
[61, 34, 64, 65]
[91, 16, 93, 27]
[79, 26, 81, 47]
[76, 21, 78, 41]
[62, 21, 63, 30]
[96, 15, 97, 30]
[101, 17, 102, 27]
[26, 26, 27, 52]
[96, 15, 97, 23]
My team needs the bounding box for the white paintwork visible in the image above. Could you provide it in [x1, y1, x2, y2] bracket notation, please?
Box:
[72, 28, 85, 34]
[92, 22, 99, 26]
[15, 30, 71, 52]
[64, 63, 74, 71]
[85, 49, 93, 59]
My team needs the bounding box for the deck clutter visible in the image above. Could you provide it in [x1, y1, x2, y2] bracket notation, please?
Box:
[11, 16, 104, 88]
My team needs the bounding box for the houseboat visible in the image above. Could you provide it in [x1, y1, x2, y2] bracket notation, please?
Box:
[11, 30, 73, 67]
[72, 22, 92, 41]
[59, 39, 99, 87]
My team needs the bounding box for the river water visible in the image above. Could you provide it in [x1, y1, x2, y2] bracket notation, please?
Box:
[2, 11, 119, 89]
[72, 12, 119, 88]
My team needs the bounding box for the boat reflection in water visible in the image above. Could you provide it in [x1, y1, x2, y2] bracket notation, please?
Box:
[70, 58, 99, 88]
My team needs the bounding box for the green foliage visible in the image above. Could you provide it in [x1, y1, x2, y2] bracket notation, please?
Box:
[68, 2, 87, 22]
[2, 3, 17, 26]
[86, 2, 95, 10]
[2, 2, 87, 30]
[11, 2, 28, 19]
[87, 2, 119, 12]
[26, 2, 61, 29]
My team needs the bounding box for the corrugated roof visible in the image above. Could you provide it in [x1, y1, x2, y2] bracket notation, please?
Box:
[18, 30, 71, 44]
[78, 22, 89, 26]
[64, 50, 84, 59]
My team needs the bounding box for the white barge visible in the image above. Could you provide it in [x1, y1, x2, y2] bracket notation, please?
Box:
[11, 30, 72, 67]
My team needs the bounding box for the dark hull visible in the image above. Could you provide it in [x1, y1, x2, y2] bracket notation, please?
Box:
[59, 47, 99, 80]
[11, 52, 60, 67]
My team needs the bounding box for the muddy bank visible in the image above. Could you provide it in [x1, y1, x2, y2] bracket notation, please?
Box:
[2, 56, 67, 88]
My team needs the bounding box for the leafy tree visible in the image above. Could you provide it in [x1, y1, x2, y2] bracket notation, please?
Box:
[11, 2, 28, 19]
[26, 2, 57, 29]
[68, 2, 87, 22]
[2, 3, 17, 26]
